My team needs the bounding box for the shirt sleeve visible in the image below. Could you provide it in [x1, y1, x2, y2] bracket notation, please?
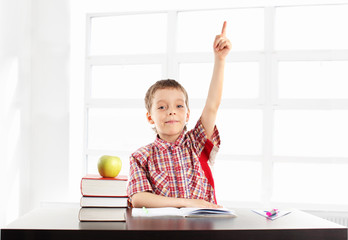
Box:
[189, 118, 221, 158]
[127, 151, 153, 202]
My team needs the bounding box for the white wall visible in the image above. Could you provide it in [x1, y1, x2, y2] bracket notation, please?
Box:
[0, 0, 70, 227]
[0, 0, 32, 227]
[30, 0, 70, 208]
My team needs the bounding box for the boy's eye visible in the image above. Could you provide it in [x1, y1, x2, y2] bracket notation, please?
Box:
[158, 106, 165, 110]
[177, 105, 184, 108]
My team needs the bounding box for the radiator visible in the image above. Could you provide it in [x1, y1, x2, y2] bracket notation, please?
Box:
[323, 216, 348, 227]
[307, 211, 348, 227]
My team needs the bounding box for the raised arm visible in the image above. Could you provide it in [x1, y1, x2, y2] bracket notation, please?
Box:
[201, 21, 231, 139]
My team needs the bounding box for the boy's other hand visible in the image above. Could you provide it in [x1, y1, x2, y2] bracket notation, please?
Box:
[186, 198, 223, 208]
[213, 21, 231, 60]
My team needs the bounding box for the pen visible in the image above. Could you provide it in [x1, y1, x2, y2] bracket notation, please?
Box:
[265, 209, 278, 217]
[142, 206, 148, 214]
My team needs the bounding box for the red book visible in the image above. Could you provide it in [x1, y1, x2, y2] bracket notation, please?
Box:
[81, 174, 128, 197]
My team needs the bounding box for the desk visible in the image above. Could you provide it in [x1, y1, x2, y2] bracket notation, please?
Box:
[1, 206, 347, 240]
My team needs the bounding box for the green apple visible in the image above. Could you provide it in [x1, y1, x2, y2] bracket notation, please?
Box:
[97, 155, 122, 178]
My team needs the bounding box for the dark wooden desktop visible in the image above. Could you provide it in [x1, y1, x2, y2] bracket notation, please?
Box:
[1, 206, 347, 240]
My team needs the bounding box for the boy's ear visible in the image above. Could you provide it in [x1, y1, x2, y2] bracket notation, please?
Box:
[186, 109, 190, 123]
[146, 112, 154, 124]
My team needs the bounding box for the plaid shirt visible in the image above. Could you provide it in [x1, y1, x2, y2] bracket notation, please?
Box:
[127, 119, 220, 204]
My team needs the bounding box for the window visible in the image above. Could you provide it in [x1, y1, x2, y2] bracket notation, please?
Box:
[278, 61, 348, 99]
[91, 65, 162, 99]
[177, 9, 264, 52]
[275, 5, 348, 50]
[90, 13, 168, 55]
[84, 4, 348, 211]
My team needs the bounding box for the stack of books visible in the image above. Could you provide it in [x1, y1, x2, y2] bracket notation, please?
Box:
[79, 174, 128, 222]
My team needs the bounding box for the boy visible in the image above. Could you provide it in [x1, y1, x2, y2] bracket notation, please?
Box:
[127, 22, 231, 208]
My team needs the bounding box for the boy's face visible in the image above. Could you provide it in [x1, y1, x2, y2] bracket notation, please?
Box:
[146, 88, 190, 143]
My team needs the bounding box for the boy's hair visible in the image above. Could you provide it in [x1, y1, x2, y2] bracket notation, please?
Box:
[145, 79, 189, 113]
[145, 79, 189, 132]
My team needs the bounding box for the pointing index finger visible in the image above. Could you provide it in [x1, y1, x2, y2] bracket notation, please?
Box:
[221, 21, 227, 36]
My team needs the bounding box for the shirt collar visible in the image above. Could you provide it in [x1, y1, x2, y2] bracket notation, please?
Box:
[155, 131, 186, 151]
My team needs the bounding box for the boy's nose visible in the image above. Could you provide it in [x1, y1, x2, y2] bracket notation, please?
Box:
[168, 108, 176, 115]
[168, 106, 176, 115]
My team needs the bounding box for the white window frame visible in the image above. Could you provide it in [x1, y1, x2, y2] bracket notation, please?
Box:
[84, 5, 348, 211]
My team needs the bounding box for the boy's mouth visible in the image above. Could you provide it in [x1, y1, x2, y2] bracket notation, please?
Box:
[165, 120, 179, 124]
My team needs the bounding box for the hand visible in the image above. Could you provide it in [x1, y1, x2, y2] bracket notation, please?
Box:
[185, 198, 223, 208]
[213, 21, 232, 60]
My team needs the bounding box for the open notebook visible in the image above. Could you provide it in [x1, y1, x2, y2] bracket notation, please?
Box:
[132, 207, 237, 218]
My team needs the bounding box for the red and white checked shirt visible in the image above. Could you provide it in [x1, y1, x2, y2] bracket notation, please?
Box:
[127, 118, 220, 204]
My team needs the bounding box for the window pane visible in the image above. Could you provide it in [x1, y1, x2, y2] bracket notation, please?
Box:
[278, 61, 348, 99]
[90, 13, 167, 55]
[274, 110, 348, 157]
[179, 62, 259, 99]
[215, 160, 262, 202]
[88, 108, 155, 151]
[217, 109, 263, 155]
[275, 5, 348, 50]
[179, 63, 211, 99]
[91, 64, 162, 99]
[178, 9, 264, 52]
[87, 154, 131, 176]
[273, 163, 348, 204]
[186, 108, 204, 131]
